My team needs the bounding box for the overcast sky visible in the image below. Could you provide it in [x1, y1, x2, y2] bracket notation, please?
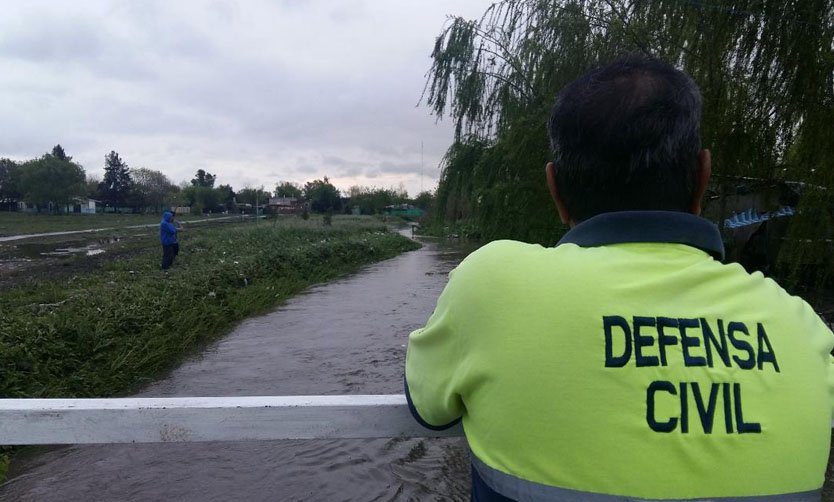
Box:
[0, 0, 493, 197]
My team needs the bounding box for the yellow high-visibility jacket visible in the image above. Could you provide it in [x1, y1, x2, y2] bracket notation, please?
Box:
[405, 211, 834, 500]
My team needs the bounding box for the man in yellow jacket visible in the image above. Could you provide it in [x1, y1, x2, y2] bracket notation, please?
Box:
[405, 53, 834, 500]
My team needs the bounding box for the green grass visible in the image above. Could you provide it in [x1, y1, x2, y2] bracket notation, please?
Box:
[0, 452, 8, 483]
[0, 217, 418, 399]
[0, 212, 210, 237]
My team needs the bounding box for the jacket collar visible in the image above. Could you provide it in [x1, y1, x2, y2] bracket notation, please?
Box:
[557, 211, 725, 261]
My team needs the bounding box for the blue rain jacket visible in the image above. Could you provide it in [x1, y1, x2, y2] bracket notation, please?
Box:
[160, 211, 178, 246]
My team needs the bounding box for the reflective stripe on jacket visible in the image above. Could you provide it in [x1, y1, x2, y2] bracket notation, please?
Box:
[471, 455, 821, 502]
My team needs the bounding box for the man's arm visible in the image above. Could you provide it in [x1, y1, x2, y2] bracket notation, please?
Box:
[829, 356, 834, 416]
[161, 221, 178, 236]
[404, 269, 467, 429]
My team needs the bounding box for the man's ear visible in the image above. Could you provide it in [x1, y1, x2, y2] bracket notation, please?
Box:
[546, 162, 572, 225]
[690, 149, 712, 215]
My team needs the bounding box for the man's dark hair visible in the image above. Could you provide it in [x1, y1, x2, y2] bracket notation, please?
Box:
[547, 53, 702, 222]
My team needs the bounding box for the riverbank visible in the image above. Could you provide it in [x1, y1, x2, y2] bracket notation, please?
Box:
[0, 216, 419, 480]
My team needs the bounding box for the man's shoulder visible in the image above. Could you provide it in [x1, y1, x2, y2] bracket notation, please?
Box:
[738, 267, 825, 322]
[455, 240, 545, 271]
[465, 239, 545, 260]
[446, 240, 557, 291]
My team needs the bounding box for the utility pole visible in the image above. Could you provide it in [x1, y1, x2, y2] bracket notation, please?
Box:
[421, 141, 424, 194]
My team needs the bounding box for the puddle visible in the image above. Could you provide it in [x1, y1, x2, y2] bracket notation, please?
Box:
[17, 237, 120, 259]
[41, 245, 107, 257]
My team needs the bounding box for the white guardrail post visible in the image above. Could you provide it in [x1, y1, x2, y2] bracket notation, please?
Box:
[0, 395, 463, 445]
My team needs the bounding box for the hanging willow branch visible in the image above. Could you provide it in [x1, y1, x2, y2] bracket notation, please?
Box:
[423, 0, 834, 288]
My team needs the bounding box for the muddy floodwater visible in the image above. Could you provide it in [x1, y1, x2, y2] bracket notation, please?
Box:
[0, 235, 477, 502]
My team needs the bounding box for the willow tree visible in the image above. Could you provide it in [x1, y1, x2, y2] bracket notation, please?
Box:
[423, 0, 834, 287]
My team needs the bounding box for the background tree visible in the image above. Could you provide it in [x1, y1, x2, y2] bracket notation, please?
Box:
[165, 184, 188, 208]
[18, 154, 86, 212]
[182, 185, 220, 214]
[424, 0, 834, 286]
[99, 151, 133, 211]
[132, 168, 176, 213]
[236, 186, 272, 210]
[303, 177, 341, 213]
[85, 175, 100, 199]
[51, 144, 72, 162]
[348, 186, 407, 215]
[0, 158, 21, 211]
[191, 169, 216, 188]
[274, 181, 302, 198]
[216, 183, 236, 212]
[411, 190, 435, 211]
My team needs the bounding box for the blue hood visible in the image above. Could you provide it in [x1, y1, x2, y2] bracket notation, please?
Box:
[160, 211, 177, 245]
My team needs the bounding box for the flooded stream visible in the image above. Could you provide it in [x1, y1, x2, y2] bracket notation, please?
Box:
[0, 236, 475, 501]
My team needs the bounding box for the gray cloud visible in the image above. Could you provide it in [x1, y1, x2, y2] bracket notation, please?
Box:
[0, 0, 492, 196]
[0, 16, 104, 63]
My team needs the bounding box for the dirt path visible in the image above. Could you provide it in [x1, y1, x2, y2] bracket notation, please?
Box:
[0, 216, 245, 243]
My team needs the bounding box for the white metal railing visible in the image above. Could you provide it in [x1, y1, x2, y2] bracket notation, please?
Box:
[0, 395, 463, 445]
[3, 396, 832, 446]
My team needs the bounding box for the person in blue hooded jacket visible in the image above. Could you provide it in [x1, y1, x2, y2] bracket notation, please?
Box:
[160, 211, 182, 270]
